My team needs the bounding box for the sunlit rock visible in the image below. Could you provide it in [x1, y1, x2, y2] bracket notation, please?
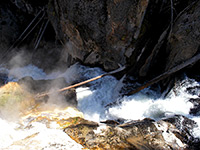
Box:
[58, 117, 98, 129]
[21, 106, 83, 129]
[0, 82, 35, 110]
[64, 118, 189, 150]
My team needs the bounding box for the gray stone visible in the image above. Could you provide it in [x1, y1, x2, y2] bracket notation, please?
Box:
[165, 1, 200, 70]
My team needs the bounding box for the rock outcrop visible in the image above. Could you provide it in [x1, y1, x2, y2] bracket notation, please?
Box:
[64, 116, 199, 150]
[165, 1, 200, 71]
[0, 82, 35, 107]
[18, 76, 78, 106]
[47, 0, 149, 71]
[1, 0, 200, 90]
[0, 82, 35, 120]
[0, 0, 70, 72]
[45, 0, 200, 93]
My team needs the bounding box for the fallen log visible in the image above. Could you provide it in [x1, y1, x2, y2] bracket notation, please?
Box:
[35, 66, 126, 99]
[127, 53, 200, 95]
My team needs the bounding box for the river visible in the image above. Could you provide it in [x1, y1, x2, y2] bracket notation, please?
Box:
[0, 63, 200, 149]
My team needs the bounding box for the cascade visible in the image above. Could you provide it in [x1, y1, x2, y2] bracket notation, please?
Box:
[0, 63, 200, 149]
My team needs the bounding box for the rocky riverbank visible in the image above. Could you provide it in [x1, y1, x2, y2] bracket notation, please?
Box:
[1, 0, 200, 149]
[0, 64, 200, 149]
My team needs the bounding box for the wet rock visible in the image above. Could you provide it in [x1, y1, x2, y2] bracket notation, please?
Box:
[189, 98, 200, 116]
[186, 86, 200, 96]
[5, 123, 84, 150]
[100, 120, 120, 126]
[18, 76, 78, 106]
[163, 115, 199, 149]
[165, 1, 200, 71]
[0, 73, 8, 87]
[60, 117, 98, 129]
[63, 88, 77, 107]
[64, 117, 187, 150]
[18, 76, 67, 93]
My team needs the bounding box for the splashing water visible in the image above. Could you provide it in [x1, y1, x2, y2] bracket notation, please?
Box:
[0, 118, 83, 149]
[0, 63, 200, 149]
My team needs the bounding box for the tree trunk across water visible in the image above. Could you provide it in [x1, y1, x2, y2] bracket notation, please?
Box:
[0, 0, 200, 94]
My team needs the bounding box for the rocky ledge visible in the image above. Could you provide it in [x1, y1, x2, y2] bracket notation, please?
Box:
[64, 116, 200, 150]
[0, 75, 199, 149]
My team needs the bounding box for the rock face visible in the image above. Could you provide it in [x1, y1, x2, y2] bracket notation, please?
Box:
[0, 1, 22, 51]
[0, 0, 48, 50]
[165, 0, 200, 71]
[47, 0, 149, 71]
[1, 0, 200, 87]
[0, 0, 70, 72]
[64, 117, 198, 150]
[46, 0, 200, 87]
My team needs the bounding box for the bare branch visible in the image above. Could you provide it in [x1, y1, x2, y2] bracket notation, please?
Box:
[127, 53, 200, 95]
[35, 66, 126, 99]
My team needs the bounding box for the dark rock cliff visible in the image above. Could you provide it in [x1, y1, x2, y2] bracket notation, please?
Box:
[0, 0, 200, 90]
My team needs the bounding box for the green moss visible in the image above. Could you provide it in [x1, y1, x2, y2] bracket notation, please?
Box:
[0, 82, 33, 107]
[73, 117, 79, 124]
[0, 92, 24, 106]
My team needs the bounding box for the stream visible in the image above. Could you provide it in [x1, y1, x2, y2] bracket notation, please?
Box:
[0, 63, 200, 149]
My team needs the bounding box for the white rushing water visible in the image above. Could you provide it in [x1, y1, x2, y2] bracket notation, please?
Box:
[0, 63, 200, 149]
[0, 119, 83, 149]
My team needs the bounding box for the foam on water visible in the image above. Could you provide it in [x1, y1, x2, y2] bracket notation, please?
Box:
[72, 66, 200, 138]
[107, 93, 193, 121]
[8, 64, 47, 81]
[76, 76, 117, 122]
[192, 117, 200, 138]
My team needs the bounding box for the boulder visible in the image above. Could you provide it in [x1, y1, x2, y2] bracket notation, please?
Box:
[0, 73, 7, 87]
[163, 115, 200, 149]
[63, 88, 77, 107]
[189, 98, 200, 116]
[64, 117, 190, 150]
[18, 76, 67, 93]
[0, 82, 35, 114]
[18, 76, 78, 106]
